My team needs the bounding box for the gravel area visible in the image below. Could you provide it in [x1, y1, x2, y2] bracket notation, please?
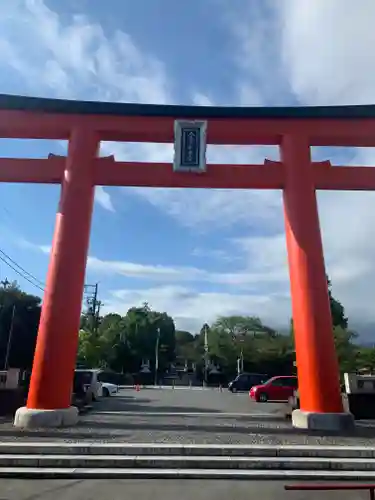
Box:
[1, 388, 375, 446]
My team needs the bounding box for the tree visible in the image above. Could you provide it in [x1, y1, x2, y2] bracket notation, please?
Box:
[333, 325, 358, 374]
[76, 329, 104, 368]
[0, 281, 41, 369]
[213, 315, 270, 338]
[328, 277, 348, 329]
[289, 276, 348, 340]
[73, 279, 359, 383]
[197, 316, 294, 379]
[175, 330, 195, 345]
[356, 346, 375, 373]
[77, 304, 176, 376]
[175, 330, 197, 366]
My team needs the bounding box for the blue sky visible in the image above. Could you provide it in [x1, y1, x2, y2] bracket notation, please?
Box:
[0, 0, 375, 336]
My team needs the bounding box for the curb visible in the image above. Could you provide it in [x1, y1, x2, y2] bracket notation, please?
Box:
[1, 467, 375, 480]
[0, 454, 375, 470]
[1, 443, 375, 458]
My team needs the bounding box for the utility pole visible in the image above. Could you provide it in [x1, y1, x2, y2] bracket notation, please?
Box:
[84, 283, 100, 332]
[95, 300, 102, 333]
[4, 304, 15, 370]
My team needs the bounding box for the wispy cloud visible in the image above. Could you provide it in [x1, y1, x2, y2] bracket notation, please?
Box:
[95, 187, 115, 213]
[103, 284, 291, 333]
[30, 240, 288, 289]
[0, 0, 173, 213]
[279, 0, 375, 106]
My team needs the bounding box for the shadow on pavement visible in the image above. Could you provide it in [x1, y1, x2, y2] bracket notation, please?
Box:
[74, 420, 294, 435]
[94, 403, 227, 413]
[94, 393, 284, 415]
[73, 419, 375, 438]
[0, 418, 374, 441]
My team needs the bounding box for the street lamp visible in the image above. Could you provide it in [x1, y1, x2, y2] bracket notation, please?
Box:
[237, 345, 244, 376]
[154, 327, 160, 386]
[203, 323, 209, 387]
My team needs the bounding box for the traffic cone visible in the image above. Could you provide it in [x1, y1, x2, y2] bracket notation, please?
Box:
[135, 384, 140, 392]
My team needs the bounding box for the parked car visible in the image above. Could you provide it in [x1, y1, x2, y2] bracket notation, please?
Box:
[228, 372, 268, 393]
[249, 375, 298, 402]
[101, 382, 119, 397]
[74, 369, 103, 403]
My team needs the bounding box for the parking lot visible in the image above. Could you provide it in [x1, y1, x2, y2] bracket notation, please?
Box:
[70, 386, 286, 444]
[94, 385, 281, 415]
[1, 387, 375, 446]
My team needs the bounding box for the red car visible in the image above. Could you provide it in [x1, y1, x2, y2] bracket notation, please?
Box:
[249, 375, 298, 402]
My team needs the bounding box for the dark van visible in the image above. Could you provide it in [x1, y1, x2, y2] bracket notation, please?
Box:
[228, 372, 268, 393]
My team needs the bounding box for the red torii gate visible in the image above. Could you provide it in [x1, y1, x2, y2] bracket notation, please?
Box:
[2, 94, 374, 430]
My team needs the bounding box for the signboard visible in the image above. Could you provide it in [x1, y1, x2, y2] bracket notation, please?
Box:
[173, 120, 207, 172]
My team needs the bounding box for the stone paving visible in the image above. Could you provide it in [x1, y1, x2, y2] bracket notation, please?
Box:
[1, 388, 375, 446]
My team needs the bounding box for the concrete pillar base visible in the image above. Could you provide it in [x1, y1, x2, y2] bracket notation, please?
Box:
[292, 409, 355, 432]
[14, 406, 79, 428]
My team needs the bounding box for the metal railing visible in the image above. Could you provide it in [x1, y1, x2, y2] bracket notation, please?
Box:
[285, 484, 375, 500]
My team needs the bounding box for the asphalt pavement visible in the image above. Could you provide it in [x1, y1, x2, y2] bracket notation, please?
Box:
[0, 479, 372, 500]
[95, 385, 280, 414]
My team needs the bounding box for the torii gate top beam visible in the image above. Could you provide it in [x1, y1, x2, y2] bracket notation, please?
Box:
[0, 94, 375, 146]
[0, 94, 375, 191]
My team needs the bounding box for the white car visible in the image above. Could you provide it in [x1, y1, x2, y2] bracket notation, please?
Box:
[101, 382, 119, 397]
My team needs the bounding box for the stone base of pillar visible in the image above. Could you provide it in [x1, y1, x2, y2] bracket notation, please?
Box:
[292, 409, 355, 432]
[14, 406, 79, 428]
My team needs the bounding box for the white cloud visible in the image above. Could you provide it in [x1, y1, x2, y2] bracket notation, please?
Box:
[191, 247, 237, 262]
[3, 0, 171, 104]
[280, 0, 375, 106]
[0, 0, 172, 214]
[192, 93, 214, 107]
[102, 285, 290, 334]
[39, 245, 51, 254]
[128, 187, 282, 230]
[87, 254, 288, 289]
[222, 0, 290, 106]
[27, 240, 287, 290]
[94, 187, 115, 212]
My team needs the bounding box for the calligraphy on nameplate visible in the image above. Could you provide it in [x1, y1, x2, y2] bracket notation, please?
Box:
[173, 120, 207, 172]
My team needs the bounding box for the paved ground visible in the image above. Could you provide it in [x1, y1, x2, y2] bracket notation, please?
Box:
[0, 479, 372, 500]
[95, 386, 280, 414]
[1, 387, 375, 445]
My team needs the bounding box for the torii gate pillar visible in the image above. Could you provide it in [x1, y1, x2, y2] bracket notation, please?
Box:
[282, 135, 353, 431]
[14, 129, 98, 428]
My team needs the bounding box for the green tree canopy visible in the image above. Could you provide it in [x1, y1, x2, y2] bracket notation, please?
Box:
[77, 303, 176, 375]
[0, 281, 41, 369]
[328, 277, 348, 329]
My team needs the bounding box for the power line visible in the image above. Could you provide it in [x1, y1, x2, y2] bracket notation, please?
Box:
[0, 248, 45, 288]
[0, 251, 45, 292]
[0, 248, 99, 309]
